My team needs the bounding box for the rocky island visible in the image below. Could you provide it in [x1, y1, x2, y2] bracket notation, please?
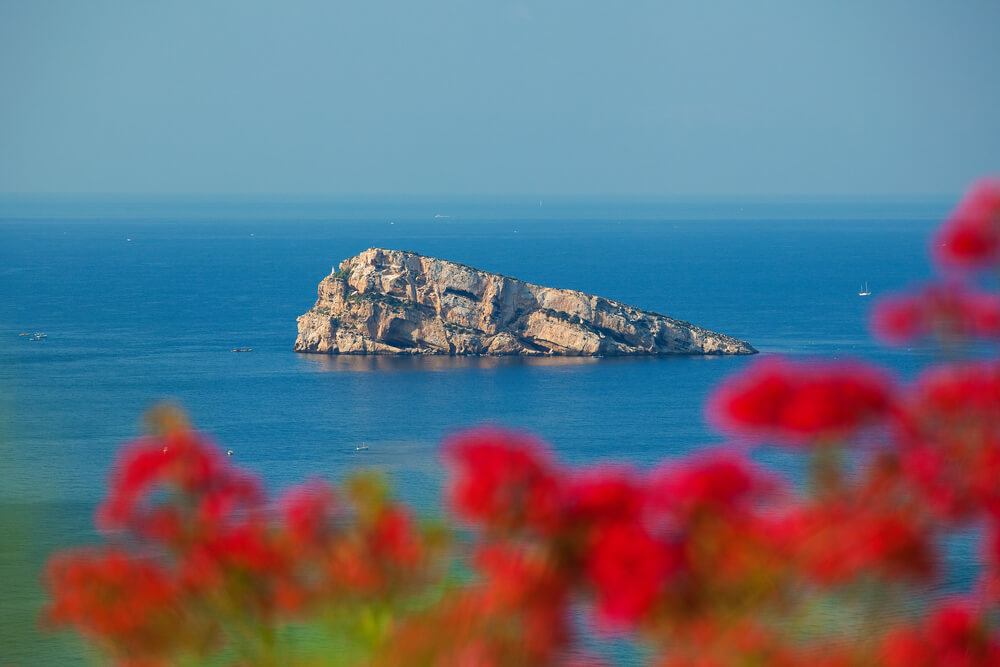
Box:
[295, 248, 756, 357]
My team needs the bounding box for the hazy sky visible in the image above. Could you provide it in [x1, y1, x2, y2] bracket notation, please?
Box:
[1, 1, 998, 196]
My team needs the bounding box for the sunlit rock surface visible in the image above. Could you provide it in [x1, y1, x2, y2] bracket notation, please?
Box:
[295, 248, 757, 357]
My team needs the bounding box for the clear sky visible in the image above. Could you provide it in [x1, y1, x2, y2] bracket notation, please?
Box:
[1, 0, 997, 196]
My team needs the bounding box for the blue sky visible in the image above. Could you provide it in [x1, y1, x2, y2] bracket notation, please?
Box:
[1, 0, 997, 196]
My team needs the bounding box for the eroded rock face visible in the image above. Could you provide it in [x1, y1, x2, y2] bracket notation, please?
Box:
[294, 249, 757, 356]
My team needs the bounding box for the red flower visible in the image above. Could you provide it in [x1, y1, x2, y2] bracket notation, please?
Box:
[646, 451, 778, 523]
[327, 540, 385, 594]
[475, 544, 567, 611]
[934, 178, 1000, 270]
[444, 428, 562, 534]
[195, 476, 263, 526]
[880, 600, 1000, 667]
[477, 545, 570, 658]
[707, 358, 895, 443]
[96, 430, 262, 538]
[371, 505, 422, 568]
[783, 499, 934, 584]
[200, 519, 286, 575]
[872, 283, 1000, 344]
[44, 548, 181, 656]
[585, 521, 678, 629]
[902, 435, 1000, 521]
[904, 361, 1000, 424]
[374, 564, 568, 667]
[278, 480, 336, 550]
[657, 620, 857, 667]
[563, 466, 644, 525]
[896, 362, 1000, 520]
[980, 527, 1000, 603]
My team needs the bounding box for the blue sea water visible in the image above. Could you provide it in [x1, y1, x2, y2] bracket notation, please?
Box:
[0, 195, 960, 663]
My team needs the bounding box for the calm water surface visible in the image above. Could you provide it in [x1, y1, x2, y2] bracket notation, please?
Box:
[0, 195, 957, 663]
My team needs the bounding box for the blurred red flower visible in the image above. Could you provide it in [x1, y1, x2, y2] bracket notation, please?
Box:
[563, 465, 644, 525]
[278, 479, 336, 550]
[707, 358, 895, 443]
[96, 430, 262, 539]
[444, 428, 562, 534]
[371, 505, 423, 568]
[872, 283, 1000, 344]
[895, 362, 1000, 520]
[934, 178, 1000, 270]
[44, 548, 182, 659]
[475, 543, 567, 612]
[880, 600, 1000, 667]
[646, 451, 778, 523]
[585, 520, 678, 628]
[783, 499, 935, 584]
[904, 361, 1000, 424]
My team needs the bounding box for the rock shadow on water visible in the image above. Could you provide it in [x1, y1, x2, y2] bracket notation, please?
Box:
[298, 353, 606, 374]
[297, 352, 737, 374]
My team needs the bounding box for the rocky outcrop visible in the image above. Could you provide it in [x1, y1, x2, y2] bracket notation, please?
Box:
[294, 249, 757, 357]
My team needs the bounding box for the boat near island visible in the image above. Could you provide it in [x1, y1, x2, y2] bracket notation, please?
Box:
[859, 282, 871, 296]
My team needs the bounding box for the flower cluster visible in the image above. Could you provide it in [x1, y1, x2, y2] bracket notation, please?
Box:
[43, 178, 1000, 665]
[872, 283, 1000, 345]
[44, 419, 446, 666]
[934, 179, 1000, 270]
[706, 358, 894, 443]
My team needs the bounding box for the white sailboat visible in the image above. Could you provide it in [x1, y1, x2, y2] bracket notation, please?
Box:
[858, 282, 871, 296]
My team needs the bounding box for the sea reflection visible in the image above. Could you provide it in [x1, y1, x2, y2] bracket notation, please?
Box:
[297, 353, 606, 373]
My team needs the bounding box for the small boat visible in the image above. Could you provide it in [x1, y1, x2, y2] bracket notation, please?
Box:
[18, 332, 31, 336]
[30, 332, 47, 341]
[231, 348, 253, 352]
[858, 282, 871, 296]
[355, 442, 369, 451]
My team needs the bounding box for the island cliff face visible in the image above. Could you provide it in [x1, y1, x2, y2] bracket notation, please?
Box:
[295, 249, 757, 357]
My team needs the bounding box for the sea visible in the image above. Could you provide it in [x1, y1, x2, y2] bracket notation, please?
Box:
[0, 195, 968, 664]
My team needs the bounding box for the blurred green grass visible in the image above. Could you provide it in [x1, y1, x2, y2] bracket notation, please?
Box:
[0, 382, 91, 664]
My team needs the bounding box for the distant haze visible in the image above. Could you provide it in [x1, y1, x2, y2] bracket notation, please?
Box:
[1, 0, 998, 197]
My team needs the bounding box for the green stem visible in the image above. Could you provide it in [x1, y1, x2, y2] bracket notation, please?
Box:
[809, 441, 843, 498]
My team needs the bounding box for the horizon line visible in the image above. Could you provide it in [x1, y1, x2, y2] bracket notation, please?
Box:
[0, 191, 960, 201]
